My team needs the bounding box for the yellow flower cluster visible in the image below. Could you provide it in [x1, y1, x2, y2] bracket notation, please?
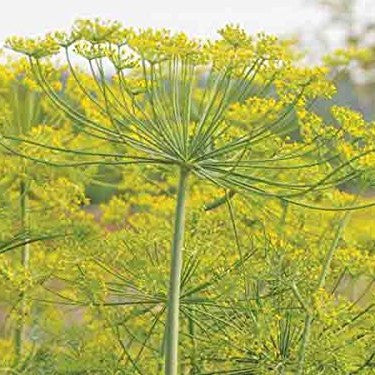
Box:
[331, 106, 375, 168]
[227, 97, 284, 127]
[218, 24, 252, 48]
[331, 105, 366, 138]
[324, 47, 372, 68]
[275, 66, 336, 102]
[297, 108, 325, 141]
[72, 18, 128, 45]
[6, 34, 59, 58]
[128, 28, 201, 63]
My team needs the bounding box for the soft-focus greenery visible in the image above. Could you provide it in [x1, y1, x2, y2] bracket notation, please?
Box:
[0, 20, 374, 374]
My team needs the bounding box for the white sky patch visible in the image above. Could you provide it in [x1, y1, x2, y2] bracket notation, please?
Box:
[1, 0, 326, 42]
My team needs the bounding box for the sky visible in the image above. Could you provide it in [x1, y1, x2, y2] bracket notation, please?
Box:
[1, 0, 373, 59]
[0, 0, 327, 43]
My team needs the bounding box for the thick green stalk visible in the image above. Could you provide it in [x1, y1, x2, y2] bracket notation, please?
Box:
[296, 212, 350, 374]
[165, 167, 189, 375]
[15, 179, 29, 359]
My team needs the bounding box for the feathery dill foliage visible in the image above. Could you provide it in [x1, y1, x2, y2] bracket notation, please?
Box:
[1, 18, 375, 374]
[0, 58, 98, 371]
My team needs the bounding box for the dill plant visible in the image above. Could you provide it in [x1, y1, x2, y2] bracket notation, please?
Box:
[3, 19, 375, 374]
[37, 176, 375, 374]
[0, 58, 98, 365]
[0, 59, 64, 358]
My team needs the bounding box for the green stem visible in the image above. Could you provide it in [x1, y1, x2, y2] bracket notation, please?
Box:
[296, 314, 313, 375]
[188, 307, 197, 374]
[165, 167, 189, 375]
[15, 179, 29, 359]
[296, 211, 351, 374]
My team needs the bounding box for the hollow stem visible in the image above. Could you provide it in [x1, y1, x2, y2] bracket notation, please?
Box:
[164, 167, 189, 375]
